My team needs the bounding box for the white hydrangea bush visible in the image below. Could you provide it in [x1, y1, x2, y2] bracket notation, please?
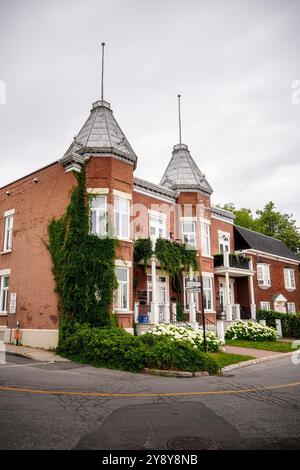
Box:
[225, 320, 277, 342]
[146, 323, 221, 352]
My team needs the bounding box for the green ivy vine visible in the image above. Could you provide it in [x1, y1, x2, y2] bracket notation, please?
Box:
[133, 237, 198, 294]
[48, 166, 118, 345]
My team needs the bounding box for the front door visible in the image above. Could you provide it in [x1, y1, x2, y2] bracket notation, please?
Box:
[147, 275, 169, 322]
[219, 281, 234, 312]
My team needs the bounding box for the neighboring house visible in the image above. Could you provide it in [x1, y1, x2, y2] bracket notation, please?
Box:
[234, 225, 300, 315]
[0, 97, 299, 348]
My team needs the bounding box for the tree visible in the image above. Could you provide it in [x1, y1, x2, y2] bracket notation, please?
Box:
[218, 201, 300, 254]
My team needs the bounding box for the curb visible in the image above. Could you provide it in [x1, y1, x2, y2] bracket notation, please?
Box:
[6, 350, 33, 360]
[144, 368, 209, 378]
[221, 351, 295, 372]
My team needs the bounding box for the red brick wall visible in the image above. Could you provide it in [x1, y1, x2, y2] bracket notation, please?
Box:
[252, 255, 300, 311]
[0, 163, 76, 330]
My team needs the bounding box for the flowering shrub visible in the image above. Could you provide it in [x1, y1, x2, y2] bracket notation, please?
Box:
[146, 323, 221, 352]
[225, 321, 277, 342]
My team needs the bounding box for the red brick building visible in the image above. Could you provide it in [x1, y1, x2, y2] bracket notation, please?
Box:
[0, 98, 299, 348]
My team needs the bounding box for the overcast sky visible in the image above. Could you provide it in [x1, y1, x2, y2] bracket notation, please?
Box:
[0, 0, 300, 224]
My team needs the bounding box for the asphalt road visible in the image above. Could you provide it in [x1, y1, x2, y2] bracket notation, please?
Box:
[0, 353, 300, 450]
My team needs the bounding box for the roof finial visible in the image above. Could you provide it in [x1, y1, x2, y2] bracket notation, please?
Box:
[177, 94, 182, 145]
[101, 42, 105, 102]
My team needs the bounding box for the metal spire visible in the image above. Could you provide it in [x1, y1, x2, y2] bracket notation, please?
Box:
[101, 42, 105, 102]
[177, 94, 182, 145]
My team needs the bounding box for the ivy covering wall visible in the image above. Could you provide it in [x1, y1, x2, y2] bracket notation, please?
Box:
[133, 237, 198, 294]
[48, 167, 118, 343]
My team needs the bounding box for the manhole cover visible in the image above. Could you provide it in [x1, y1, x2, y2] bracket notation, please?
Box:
[167, 437, 222, 450]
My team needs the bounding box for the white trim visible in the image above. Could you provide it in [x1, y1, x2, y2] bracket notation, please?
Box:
[4, 208, 15, 217]
[0, 269, 11, 276]
[115, 259, 132, 268]
[112, 189, 132, 200]
[87, 187, 109, 195]
[148, 209, 167, 219]
[240, 249, 299, 265]
[199, 217, 211, 225]
[202, 271, 214, 278]
[211, 214, 234, 224]
[180, 216, 197, 221]
[133, 187, 175, 204]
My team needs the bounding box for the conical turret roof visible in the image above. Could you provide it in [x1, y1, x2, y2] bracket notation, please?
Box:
[62, 100, 138, 169]
[160, 143, 213, 194]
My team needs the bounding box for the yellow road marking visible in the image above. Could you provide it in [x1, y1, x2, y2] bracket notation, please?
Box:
[0, 381, 300, 398]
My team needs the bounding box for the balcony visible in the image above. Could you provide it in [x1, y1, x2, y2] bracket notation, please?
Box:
[214, 252, 253, 277]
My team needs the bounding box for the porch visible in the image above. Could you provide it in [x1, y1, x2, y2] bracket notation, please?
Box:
[214, 251, 256, 321]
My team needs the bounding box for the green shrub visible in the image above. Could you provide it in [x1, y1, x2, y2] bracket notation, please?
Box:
[257, 310, 300, 338]
[58, 323, 219, 374]
[225, 320, 277, 341]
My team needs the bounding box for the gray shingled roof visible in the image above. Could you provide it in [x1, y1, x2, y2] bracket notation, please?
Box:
[62, 100, 137, 168]
[160, 144, 213, 194]
[234, 225, 300, 262]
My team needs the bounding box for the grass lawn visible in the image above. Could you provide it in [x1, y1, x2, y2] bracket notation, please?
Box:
[208, 352, 255, 369]
[225, 339, 295, 353]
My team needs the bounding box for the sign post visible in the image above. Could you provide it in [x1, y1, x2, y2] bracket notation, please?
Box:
[9, 293, 17, 344]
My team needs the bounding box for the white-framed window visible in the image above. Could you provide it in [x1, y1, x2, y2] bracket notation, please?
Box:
[201, 222, 211, 256]
[260, 301, 271, 311]
[203, 277, 213, 311]
[114, 195, 130, 239]
[182, 221, 196, 248]
[284, 268, 296, 290]
[3, 213, 14, 252]
[90, 195, 107, 236]
[287, 302, 296, 314]
[0, 275, 9, 314]
[183, 276, 200, 311]
[113, 267, 129, 311]
[218, 231, 230, 253]
[257, 263, 271, 287]
[149, 212, 167, 244]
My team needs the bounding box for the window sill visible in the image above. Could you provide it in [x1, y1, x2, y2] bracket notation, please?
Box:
[258, 284, 271, 290]
[0, 312, 8, 316]
[204, 310, 216, 314]
[117, 238, 133, 243]
[285, 287, 296, 292]
[201, 255, 213, 260]
[1, 250, 12, 255]
[114, 310, 133, 314]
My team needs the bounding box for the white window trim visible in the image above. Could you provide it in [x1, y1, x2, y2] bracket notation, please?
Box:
[114, 195, 131, 240]
[112, 189, 132, 200]
[203, 276, 214, 313]
[115, 259, 132, 268]
[287, 302, 296, 314]
[149, 210, 168, 243]
[260, 301, 271, 311]
[89, 195, 107, 237]
[218, 230, 230, 253]
[284, 268, 296, 290]
[87, 188, 109, 195]
[181, 220, 197, 248]
[4, 209, 15, 217]
[0, 274, 9, 315]
[201, 222, 211, 257]
[3, 212, 14, 253]
[114, 267, 130, 312]
[257, 263, 271, 288]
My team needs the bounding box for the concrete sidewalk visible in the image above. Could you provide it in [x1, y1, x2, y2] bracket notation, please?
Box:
[5, 344, 69, 362]
[223, 344, 280, 358]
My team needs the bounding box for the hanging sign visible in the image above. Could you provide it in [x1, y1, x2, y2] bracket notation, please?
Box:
[186, 280, 201, 291]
